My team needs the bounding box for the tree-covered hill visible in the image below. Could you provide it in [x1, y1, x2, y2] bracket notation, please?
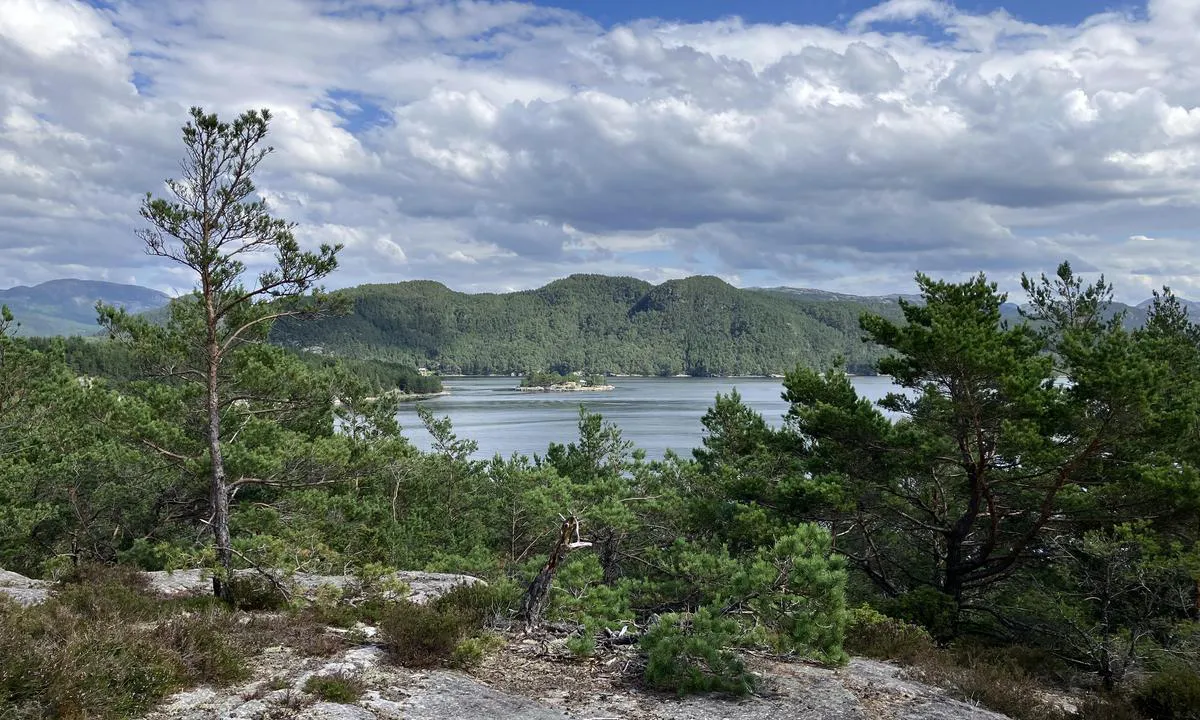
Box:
[271, 274, 908, 376]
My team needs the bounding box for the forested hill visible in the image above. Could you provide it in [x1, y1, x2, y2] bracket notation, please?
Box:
[270, 274, 908, 376]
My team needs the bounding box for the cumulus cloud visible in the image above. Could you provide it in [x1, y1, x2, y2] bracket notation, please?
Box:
[1, 0, 1199, 302]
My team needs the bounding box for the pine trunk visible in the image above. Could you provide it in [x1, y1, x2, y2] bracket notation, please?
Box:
[207, 337, 233, 605]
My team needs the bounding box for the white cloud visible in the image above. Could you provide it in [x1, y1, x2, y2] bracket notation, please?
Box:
[1, 0, 1199, 302]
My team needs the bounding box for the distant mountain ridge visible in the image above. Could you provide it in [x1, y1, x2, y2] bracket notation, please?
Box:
[753, 286, 925, 304]
[0, 279, 171, 337]
[271, 274, 911, 376]
[5, 277, 1194, 375]
[270, 274, 1196, 377]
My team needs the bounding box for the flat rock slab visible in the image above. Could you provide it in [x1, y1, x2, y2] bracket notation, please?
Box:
[147, 643, 569, 720]
[3, 567, 482, 608]
[294, 702, 377, 720]
[538, 660, 1008, 720]
[0, 568, 50, 607]
[401, 672, 568, 720]
[475, 640, 1013, 720]
[145, 641, 1014, 720]
[144, 569, 483, 604]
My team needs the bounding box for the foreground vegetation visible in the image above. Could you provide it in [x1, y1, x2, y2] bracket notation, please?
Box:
[2, 106, 1198, 720]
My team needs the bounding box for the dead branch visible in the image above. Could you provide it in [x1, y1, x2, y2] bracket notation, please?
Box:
[517, 515, 590, 627]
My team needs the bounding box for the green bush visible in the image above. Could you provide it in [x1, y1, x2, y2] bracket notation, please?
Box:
[303, 672, 365, 703]
[844, 605, 935, 664]
[449, 633, 505, 669]
[1133, 668, 1200, 720]
[641, 607, 755, 696]
[54, 564, 159, 620]
[431, 581, 515, 628]
[303, 587, 390, 629]
[228, 574, 291, 611]
[379, 601, 470, 668]
[566, 632, 597, 658]
[746, 525, 848, 664]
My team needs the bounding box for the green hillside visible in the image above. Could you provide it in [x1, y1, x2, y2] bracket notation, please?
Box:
[271, 274, 906, 376]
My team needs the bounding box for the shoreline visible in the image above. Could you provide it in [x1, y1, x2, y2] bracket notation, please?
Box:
[346, 390, 450, 405]
[436, 373, 883, 380]
[392, 390, 450, 402]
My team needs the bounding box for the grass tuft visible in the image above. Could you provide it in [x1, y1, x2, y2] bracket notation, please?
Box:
[303, 672, 365, 703]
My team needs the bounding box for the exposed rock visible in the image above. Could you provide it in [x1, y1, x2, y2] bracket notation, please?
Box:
[0, 568, 50, 607]
[472, 637, 1013, 720]
[143, 569, 483, 605]
[517, 383, 615, 392]
[294, 702, 376, 720]
[400, 672, 567, 719]
[4, 566, 481, 608]
[143, 633, 1013, 720]
[8, 562, 1013, 720]
[145, 637, 567, 720]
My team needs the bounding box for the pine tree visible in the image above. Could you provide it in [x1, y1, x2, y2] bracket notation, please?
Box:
[100, 107, 341, 603]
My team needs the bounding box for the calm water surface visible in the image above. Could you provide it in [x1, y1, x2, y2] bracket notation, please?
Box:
[396, 376, 899, 460]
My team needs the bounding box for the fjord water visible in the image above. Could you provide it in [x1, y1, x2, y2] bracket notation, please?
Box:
[396, 375, 900, 460]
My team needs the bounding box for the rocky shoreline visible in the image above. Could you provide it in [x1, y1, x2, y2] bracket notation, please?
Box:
[516, 384, 616, 392]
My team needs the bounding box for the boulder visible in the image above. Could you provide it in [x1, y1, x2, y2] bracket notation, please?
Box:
[0, 568, 50, 607]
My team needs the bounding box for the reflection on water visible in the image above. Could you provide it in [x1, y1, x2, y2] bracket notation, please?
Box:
[396, 375, 899, 460]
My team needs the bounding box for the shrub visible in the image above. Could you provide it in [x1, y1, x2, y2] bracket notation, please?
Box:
[743, 525, 848, 664]
[944, 653, 1064, 720]
[235, 613, 345, 658]
[58, 562, 151, 590]
[449, 633, 505, 669]
[641, 607, 755, 697]
[55, 564, 158, 620]
[431, 581, 514, 628]
[155, 611, 248, 685]
[1133, 668, 1200, 720]
[551, 571, 637, 635]
[908, 646, 1070, 720]
[379, 601, 469, 668]
[228, 574, 290, 611]
[565, 632, 597, 659]
[844, 605, 935, 664]
[302, 577, 404, 630]
[0, 595, 185, 719]
[349, 562, 411, 599]
[1074, 694, 1144, 720]
[303, 672, 365, 703]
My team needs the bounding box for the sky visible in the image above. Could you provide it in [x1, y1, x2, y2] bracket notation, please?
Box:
[2, 0, 1199, 303]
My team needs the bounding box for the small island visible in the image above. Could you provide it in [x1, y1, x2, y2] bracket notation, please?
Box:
[518, 370, 615, 392]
